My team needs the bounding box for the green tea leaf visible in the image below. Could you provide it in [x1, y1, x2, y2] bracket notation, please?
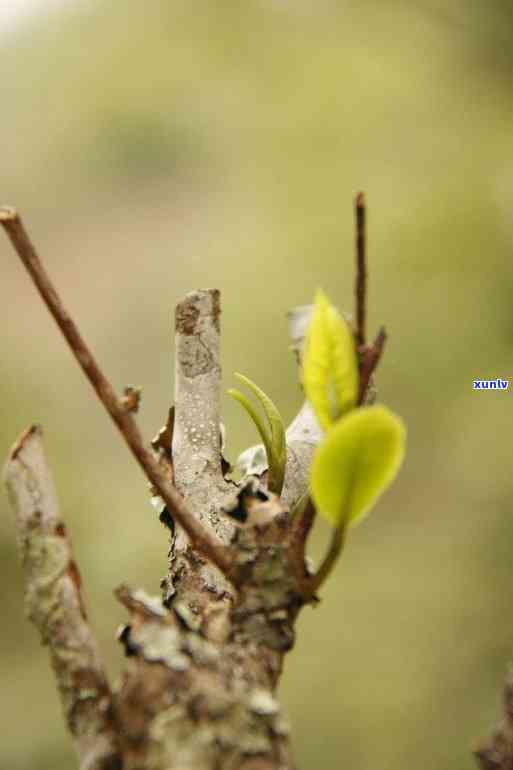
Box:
[303, 289, 358, 430]
[310, 405, 405, 528]
[228, 373, 287, 495]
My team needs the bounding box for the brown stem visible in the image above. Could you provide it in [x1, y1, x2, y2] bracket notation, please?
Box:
[290, 495, 316, 549]
[355, 191, 367, 349]
[358, 326, 387, 405]
[0, 207, 232, 578]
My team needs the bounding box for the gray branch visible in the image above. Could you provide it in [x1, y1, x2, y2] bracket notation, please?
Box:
[3, 426, 119, 770]
[281, 400, 322, 509]
[164, 289, 235, 605]
[281, 304, 322, 508]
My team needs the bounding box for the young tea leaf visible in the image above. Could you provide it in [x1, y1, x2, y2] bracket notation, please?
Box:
[234, 374, 286, 465]
[228, 373, 287, 495]
[303, 289, 358, 430]
[310, 405, 405, 528]
[228, 388, 272, 460]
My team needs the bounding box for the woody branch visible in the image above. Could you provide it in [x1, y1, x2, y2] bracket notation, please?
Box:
[3, 426, 120, 770]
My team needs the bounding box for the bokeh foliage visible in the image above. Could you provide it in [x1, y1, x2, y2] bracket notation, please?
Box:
[1, 1, 513, 768]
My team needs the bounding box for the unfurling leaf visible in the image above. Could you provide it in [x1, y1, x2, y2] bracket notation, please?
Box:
[303, 289, 358, 430]
[310, 405, 405, 528]
[228, 373, 287, 495]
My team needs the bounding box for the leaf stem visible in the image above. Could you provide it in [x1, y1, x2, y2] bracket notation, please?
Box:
[307, 522, 348, 597]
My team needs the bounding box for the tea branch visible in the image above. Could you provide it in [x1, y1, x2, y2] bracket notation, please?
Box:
[0, 207, 233, 578]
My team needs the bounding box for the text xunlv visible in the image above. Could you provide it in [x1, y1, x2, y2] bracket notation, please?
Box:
[473, 379, 509, 390]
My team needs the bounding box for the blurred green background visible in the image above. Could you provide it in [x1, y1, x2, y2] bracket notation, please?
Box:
[1, 1, 513, 768]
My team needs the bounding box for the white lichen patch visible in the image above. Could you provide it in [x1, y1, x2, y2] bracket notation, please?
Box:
[131, 589, 168, 618]
[131, 623, 190, 671]
[247, 689, 280, 717]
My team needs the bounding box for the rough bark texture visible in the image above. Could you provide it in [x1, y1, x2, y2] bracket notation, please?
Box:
[4, 291, 321, 770]
[116, 510, 303, 770]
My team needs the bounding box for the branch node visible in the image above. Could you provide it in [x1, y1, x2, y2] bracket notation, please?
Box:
[121, 385, 142, 414]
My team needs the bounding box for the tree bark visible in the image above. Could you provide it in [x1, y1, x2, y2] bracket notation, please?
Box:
[4, 290, 320, 770]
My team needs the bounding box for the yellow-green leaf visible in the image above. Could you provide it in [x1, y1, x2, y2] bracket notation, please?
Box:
[310, 405, 405, 528]
[303, 289, 358, 430]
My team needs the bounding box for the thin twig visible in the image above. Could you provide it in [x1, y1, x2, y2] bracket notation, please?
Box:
[355, 191, 367, 349]
[358, 326, 387, 405]
[0, 207, 232, 578]
[3, 426, 120, 770]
